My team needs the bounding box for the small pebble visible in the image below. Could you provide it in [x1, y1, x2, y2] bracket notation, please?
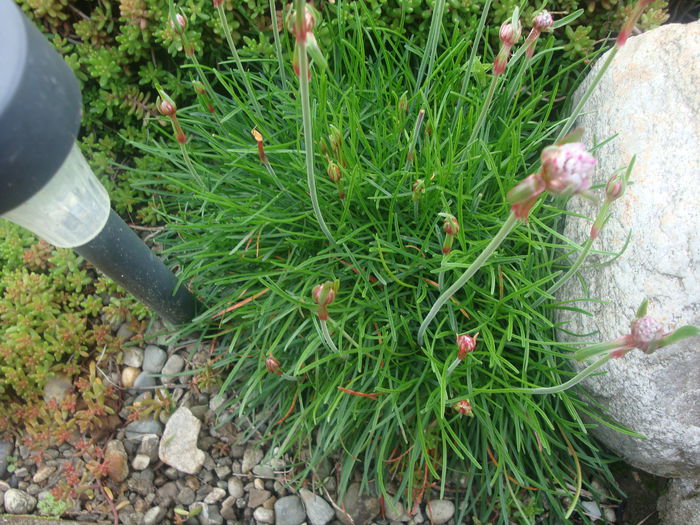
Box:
[143, 345, 167, 373]
[253, 507, 275, 524]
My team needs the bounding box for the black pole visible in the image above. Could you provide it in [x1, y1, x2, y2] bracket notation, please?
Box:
[75, 210, 197, 325]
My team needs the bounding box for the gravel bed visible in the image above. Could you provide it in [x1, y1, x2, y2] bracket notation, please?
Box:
[0, 321, 459, 525]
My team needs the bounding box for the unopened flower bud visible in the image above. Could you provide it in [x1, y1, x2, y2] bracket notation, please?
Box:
[193, 81, 206, 96]
[539, 142, 595, 195]
[525, 11, 553, 59]
[532, 11, 553, 31]
[329, 126, 342, 156]
[412, 179, 425, 201]
[454, 400, 474, 417]
[212, 0, 223, 7]
[507, 173, 546, 221]
[630, 316, 664, 353]
[313, 281, 338, 321]
[265, 355, 282, 375]
[327, 162, 341, 183]
[605, 174, 624, 202]
[312, 282, 336, 307]
[398, 93, 408, 113]
[456, 332, 478, 359]
[442, 214, 459, 236]
[499, 21, 522, 47]
[157, 98, 176, 117]
[170, 13, 187, 33]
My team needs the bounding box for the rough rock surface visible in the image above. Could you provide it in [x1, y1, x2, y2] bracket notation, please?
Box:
[335, 482, 380, 525]
[158, 406, 205, 474]
[657, 478, 700, 525]
[4, 489, 37, 514]
[556, 21, 700, 478]
[274, 495, 306, 525]
[299, 488, 335, 525]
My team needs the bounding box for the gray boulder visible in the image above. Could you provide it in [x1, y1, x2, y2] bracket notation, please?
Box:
[556, 21, 700, 477]
[658, 478, 700, 525]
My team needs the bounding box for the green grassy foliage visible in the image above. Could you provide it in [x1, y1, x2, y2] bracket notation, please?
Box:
[130, 1, 635, 521]
[15, 0, 669, 220]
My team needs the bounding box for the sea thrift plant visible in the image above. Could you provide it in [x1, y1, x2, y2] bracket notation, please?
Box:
[135, 0, 681, 522]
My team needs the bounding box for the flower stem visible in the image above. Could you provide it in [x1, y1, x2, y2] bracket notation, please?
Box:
[418, 211, 519, 344]
[460, 75, 499, 162]
[574, 337, 630, 361]
[532, 198, 614, 308]
[522, 354, 612, 395]
[269, 0, 287, 90]
[295, 0, 335, 245]
[556, 47, 618, 143]
[216, 3, 262, 117]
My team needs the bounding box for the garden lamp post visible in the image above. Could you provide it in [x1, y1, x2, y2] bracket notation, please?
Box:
[0, 0, 197, 325]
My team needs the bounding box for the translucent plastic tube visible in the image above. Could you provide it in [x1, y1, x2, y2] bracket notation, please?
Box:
[2, 143, 110, 248]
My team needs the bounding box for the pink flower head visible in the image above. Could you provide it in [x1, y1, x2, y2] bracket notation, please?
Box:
[532, 11, 553, 31]
[525, 11, 554, 58]
[539, 142, 595, 195]
[456, 332, 478, 359]
[454, 400, 473, 417]
[630, 316, 664, 354]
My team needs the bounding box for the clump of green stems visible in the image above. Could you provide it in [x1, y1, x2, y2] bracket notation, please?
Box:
[136, 1, 670, 522]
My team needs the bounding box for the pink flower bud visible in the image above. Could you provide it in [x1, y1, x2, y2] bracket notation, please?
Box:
[193, 81, 206, 96]
[313, 281, 338, 320]
[499, 21, 522, 47]
[327, 162, 341, 183]
[454, 400, 473, 417]
[170, 13, 187, 33]
[507, 173, 546, 221]
[605, 174, 624, 202]
[412, 179, 425, 201]
[265, 355, 282, 375]
[442, 214, 459, 236]
[456, 332, 478, 359]
[630, 316, 664, 353]
[532, 11, 553, 31]
[539, 142, 595, 195]
[212, 0, 223, 7]
[157, 98, 176, 117]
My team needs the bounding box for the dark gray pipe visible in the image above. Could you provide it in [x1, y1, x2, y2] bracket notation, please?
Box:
[75, 210, 197, 325]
